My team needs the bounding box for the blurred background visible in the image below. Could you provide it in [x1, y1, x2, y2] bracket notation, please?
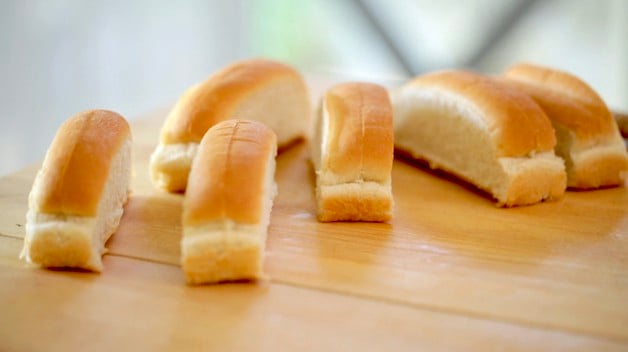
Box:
[1, 0, 627, 175]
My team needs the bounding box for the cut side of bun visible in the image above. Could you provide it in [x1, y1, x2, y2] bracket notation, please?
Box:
[182, 119, 277, 285]
[311, 82, 394, 222]
[21, 110, 132, 272]
[151, 58, 310, 192]
[503, 63, 628, 189]
[394, 70, 566, 207]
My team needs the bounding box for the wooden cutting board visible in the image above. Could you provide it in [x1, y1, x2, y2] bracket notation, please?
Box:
[1, 81, 627, 351]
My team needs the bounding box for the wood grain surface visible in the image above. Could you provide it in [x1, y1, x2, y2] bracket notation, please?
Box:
[1, 81, 627, 350]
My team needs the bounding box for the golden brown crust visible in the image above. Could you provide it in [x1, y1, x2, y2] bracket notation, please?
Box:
[408, 70, 556, 157]
[161, 59, 307, 144]
[322, 82, 394, 184]
[34, 110, 130, 216]
[615, 111, 628, 137]
[503, 63, 616, 144]
[183, 120, 277, 226]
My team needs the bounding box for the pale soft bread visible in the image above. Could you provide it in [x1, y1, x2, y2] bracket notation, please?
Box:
[310, 82, 393, 222]
[393, 70, 566, 207]
[151, 58, 310, 192]
[182, 119, 277, 285]
[21, 110, 132, 272]
[503, 63, 628, 189]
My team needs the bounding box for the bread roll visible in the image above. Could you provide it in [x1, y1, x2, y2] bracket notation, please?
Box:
[151, 58, 310, 192]
[182, 119, 277, 284]
[310, 82, 394, 222]
[21, 110, 132, 272]
[393, 70, 566, 207]
[503, 63, 627, 189]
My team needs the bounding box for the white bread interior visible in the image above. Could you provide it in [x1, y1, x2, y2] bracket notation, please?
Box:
[311, 83, 394, 222]
[150, 59, 310, 193]
[394, 78, 566, 207]
[229, 77, 308, 147]
[21, 138, 132, 272]
[181, 120, 277, 285]
[149, 142, 198, 193]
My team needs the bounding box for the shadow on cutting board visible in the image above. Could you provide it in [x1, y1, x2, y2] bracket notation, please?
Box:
[392, 152, 628, 275]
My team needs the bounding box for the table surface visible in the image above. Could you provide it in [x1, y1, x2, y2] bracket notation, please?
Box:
[1, 77, 627, 351]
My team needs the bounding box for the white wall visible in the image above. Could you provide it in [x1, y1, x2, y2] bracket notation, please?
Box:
[1, 0, 625, 175]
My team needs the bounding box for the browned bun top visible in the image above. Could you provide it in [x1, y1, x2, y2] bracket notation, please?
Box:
[183, 119, 277, 227]
[35, 110, 130, 216]
[322, 82, 393, 183]
[161, 59, 305, 144]
[503, 63, 615, 143]
[406, 70, 556, 156]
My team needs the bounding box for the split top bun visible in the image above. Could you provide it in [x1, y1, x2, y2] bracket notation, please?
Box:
[311, 82, 394, 221]
[183, 120, 277, 227]
[182, 119, 277, 284]
[503, 63, 627, 188]
[151, 58, 311, 192]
